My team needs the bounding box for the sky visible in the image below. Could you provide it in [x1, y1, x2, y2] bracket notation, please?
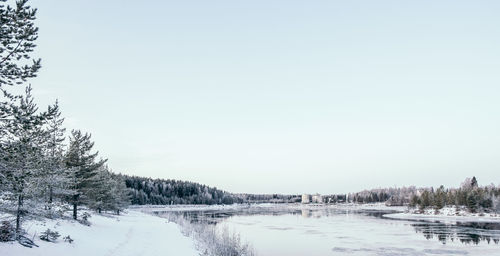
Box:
[27, 0, 500, 194]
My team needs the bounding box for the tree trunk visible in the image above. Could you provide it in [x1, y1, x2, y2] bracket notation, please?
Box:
[73, 203, 77, 220]
[73, 194, 78, 220]
[49, 186, 53, 204]
[16, 194, 23, 239]
[48, 186, 53, 210]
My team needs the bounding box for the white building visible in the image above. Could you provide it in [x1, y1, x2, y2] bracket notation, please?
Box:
[301, 194, 311, 204]
[302, 193, 323, 204]
[312, 194, 323, 204]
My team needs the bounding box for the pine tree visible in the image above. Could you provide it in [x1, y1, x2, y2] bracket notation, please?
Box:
[456, 189, 468, 206]
[0, 0, 41, 92]
[434, 185, 446, 209]
[85, 166, 114, 214]
[109, 174, 131, 214]
[409, 194, 419, 208]
[0, 85, 51, 237]
[65, 130, 106, 220]
[471, 176, 478, 188]
[466, 191, 478, 212]
[39, 100, 72, 211]
[85, 166, 130, 214]
[420, 190, 432, 210]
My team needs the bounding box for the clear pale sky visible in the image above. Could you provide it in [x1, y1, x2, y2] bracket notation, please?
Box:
[30, 0, 499, 194]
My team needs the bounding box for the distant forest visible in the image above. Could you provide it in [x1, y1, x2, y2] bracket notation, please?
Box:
[326, 177, 500, 213]
[123, 175, 305, 205]
[123, 175, 243, 205]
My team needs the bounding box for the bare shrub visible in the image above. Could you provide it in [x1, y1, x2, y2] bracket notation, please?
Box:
[79, 212, 91, 226]
[165, 213, 255, 256]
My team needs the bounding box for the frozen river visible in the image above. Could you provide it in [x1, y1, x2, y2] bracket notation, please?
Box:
[153, 205, 500, 255]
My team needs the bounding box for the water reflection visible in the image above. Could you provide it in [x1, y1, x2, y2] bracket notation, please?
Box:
[153, 207, 340, 224]
[412, 222, 500, 245]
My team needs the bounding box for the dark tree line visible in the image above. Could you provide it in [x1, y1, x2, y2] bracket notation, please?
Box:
[124, 176, 242, 205]
[124, 177, 307, 205]
[235, 194, 301, 204]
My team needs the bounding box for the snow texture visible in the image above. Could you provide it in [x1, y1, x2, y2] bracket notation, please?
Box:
[0, 210, 198, 256]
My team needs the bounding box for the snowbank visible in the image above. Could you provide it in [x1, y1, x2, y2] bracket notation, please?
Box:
[0, 210, 198, 256]
[385, 206, 500, 223]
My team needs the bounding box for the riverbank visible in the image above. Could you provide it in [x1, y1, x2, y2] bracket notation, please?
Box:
[0, 210, 198, 256]
[134, 202, 407, 213]
[385, 206, 500, 223]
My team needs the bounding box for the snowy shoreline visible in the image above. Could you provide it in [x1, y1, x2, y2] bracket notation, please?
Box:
[0, 210, 198, 256]
[384, 212, 500, 223]
[133, 202, 407, 212]
[384, 206, 500, 223]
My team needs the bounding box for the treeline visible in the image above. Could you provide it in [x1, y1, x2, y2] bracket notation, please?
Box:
[235, 194, 301, 204]
[409, 177, 500, 213]
[124, 176, 242, 205]
[323, 187, 417, 205]
[0, 0, 129, 241]
[324, 178, 500, 213]
[124, 177, 304, 205]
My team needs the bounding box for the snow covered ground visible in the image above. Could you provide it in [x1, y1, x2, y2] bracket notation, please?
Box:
[385, 206, 500, 223]
[0, 210, 198, 256]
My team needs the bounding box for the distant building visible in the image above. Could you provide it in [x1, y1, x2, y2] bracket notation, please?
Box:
[312, 194, 323, 204]
[302, 193, 323, 204]
[301, 194, 311, 204]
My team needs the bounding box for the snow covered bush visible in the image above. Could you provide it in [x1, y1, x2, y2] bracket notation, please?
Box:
[0, 221, 15, 242]
[79, 212, 91, 226]
[39, 229, 60, 242]
[43, 202, 71, 219]
[63, 235, 74, 243]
